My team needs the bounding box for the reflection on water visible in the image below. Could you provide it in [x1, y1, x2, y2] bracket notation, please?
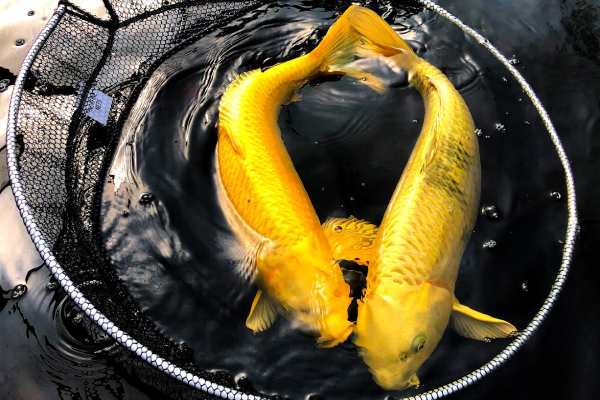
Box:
[2, 0, 599, 399]
[0, 265, 152, 399]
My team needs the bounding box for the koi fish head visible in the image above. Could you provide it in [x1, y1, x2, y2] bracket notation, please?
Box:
[315, 270, 354, 347]
[266, 247, 353, 347]
[290, 265, 354, 348]
[354, 282, 453, 390]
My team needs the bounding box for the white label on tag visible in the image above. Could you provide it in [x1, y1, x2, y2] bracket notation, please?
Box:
[84, 88, 112, 125]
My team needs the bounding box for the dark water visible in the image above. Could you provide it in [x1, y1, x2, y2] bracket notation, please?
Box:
[2, 0, 600, 399]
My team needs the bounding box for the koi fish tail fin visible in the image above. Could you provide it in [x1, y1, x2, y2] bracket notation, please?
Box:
[344, 5, 419, 71]
[311, 5, 387, 93]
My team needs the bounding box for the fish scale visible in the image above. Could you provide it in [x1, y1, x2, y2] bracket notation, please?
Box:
[368, 62, 480, 296]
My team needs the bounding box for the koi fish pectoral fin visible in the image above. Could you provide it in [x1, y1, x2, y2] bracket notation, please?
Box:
[322, 216, 378, 267]
[450, 298, 518, 340]
[237, 239, 268, 282]
[246, 289, 280, 333]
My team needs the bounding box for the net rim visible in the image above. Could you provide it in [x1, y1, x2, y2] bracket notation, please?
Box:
[5, 1, 578, 399]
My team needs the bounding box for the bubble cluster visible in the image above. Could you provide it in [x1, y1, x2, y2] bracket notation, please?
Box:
[0, 79, 10, 92]
[482, 239, 497, 249]
[10, 284, 27, 299]
[494, 122, 506, 134]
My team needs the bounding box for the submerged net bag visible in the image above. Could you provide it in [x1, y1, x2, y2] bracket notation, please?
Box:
[6, 0, 577, 399]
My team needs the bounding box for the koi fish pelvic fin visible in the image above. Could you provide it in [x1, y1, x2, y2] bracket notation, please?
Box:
[246, 289, 281, 333]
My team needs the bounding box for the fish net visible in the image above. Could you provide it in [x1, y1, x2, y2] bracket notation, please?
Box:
[5, 0, 576, 399]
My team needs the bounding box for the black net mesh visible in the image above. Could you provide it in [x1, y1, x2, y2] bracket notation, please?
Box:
[12, 1, 275, 398]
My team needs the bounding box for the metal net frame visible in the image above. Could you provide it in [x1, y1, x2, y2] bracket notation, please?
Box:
[5, 0, 577, 399]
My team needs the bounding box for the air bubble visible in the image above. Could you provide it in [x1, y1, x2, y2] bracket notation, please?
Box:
[11, 284, 27, 299]
[15, 39, 25, 46]
[27, 10, 35, 16]
[305, 394, 324, 400]
[549, 191, 562, 201]
[349, 196, 355, 201]
[521, 282, 528, 292]
[474, 128, 483, 137]
[139, 192, 154, 205]
[501, 76, 508, 84]
[47, 279, 58, 291]
[482, 239, 497, 249]
[508, 54, 520, 65]
[481, 204, 502, 221]
[360, 182, 366, 187]
[0, 79, 10, 92]
[234, 373, 256, 392]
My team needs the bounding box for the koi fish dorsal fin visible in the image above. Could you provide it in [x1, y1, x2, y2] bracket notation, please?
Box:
[451, 298, 518, 340]
[246, 290, 280, 333]
[322, 216, 378, 267]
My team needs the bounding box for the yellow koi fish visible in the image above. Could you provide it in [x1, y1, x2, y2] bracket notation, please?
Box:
[215, 6, 384, 347]
[341, 8, 518, 389]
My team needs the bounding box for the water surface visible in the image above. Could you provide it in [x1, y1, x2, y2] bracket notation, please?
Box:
[2, 0, 599, 399]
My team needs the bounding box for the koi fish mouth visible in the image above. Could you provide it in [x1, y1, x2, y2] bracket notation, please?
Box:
[317, 316, 354, 348]
[372, 369, 420, 390]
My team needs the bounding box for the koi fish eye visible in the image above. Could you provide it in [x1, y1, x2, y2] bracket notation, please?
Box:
[411, 334, 427, 353]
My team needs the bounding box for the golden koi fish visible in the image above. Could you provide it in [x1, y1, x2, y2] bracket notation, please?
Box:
[214, 5, 384, 347]
[338, 8, 519, 390]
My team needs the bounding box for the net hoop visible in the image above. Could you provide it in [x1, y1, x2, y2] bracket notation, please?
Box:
[6, 1, 577, 399]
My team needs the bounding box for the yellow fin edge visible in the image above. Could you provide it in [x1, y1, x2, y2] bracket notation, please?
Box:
[451, 298, 518, 340]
